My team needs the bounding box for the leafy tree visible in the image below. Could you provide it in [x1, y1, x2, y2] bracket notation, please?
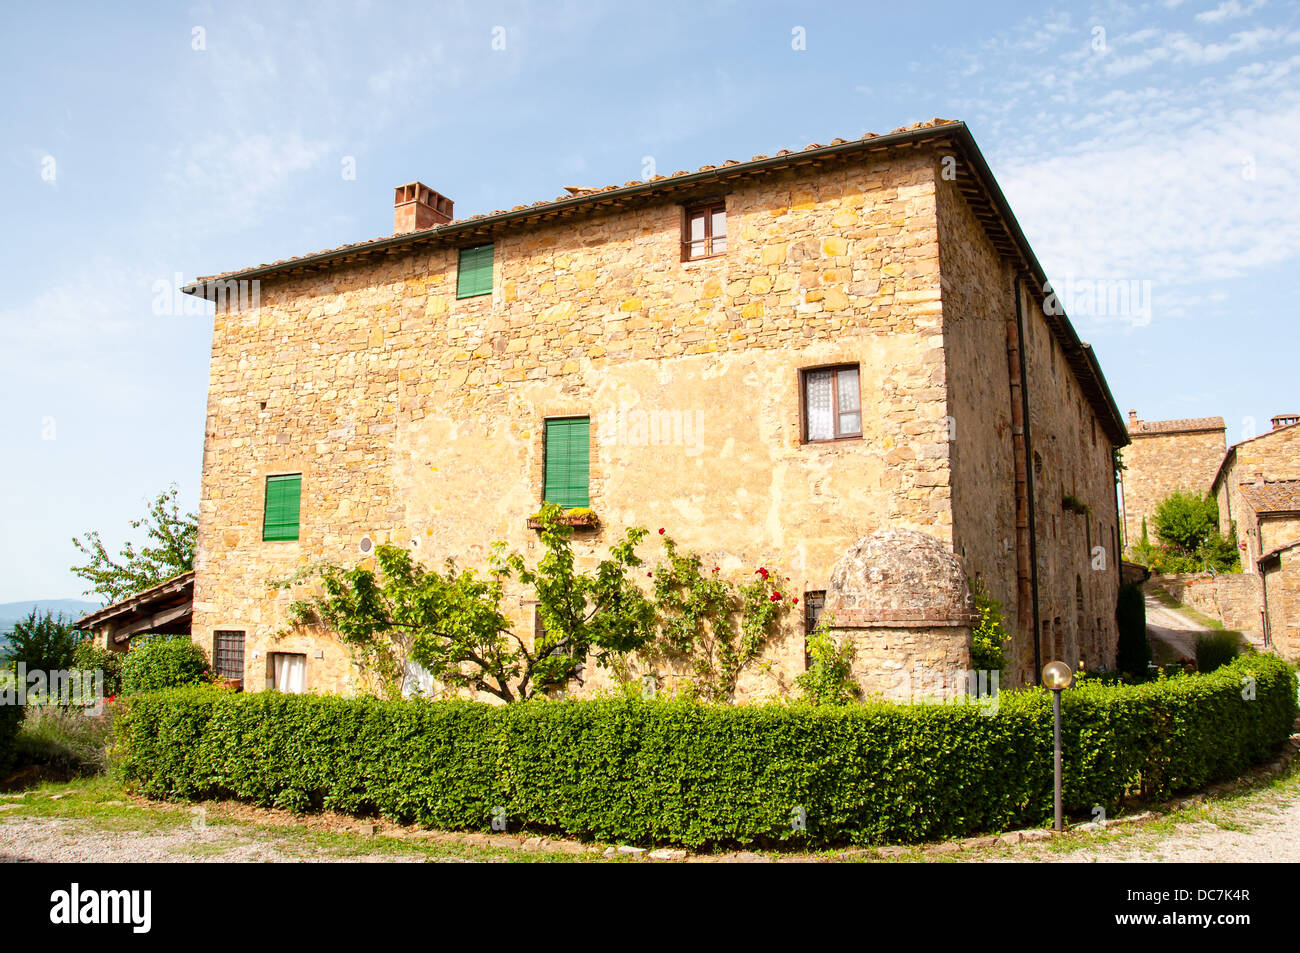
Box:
[281, 505, 789, 703]
[1115, 582, 1149, 676]
[72, 484, 197, 603]
[6, 610, 84, 674]
[1141, 492, 1240, 573]
[283, 503, 656, 702]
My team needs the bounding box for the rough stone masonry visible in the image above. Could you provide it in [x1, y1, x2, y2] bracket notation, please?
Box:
[183, 119, 1127, 700]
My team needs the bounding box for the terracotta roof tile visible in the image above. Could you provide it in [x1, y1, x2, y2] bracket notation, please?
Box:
[1239, 479, 1300, 514]
[1128, 416, 1225, 435]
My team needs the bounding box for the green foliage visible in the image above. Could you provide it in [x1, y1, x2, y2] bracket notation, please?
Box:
[283, 503, 657, 702]
[14, 704, 116, 775]
[120, 634, 211, 695]
[6, 610, 84, 674]
[1196, 631, 1245, 673]
[72, 639, 123, 697]
[114, 655, 1296, 848]
[795, 621, 859, 706]
[646, 538, 787, 702]
[281, 506, 785, 704]
[71, 484, 197, 603]
[0, 696, 20, 777]
[1133, 492, 1241, 574]
[969, 578, 1010, 673]
[1115, 582, 1150, 676]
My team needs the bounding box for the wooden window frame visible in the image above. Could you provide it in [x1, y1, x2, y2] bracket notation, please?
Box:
[798, 364, 863, 443]
[681, 199, 727, 262]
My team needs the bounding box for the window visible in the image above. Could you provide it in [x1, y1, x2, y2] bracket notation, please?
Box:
[457, 244, 494, 299]
[543, 417, 590, 508]
[214, 630, 245, 680]
[682, 201, 726, 260]
[801, 365, 861, 441]
[803, 591, 826, 669]
[263, 473, 302, 541]
[271, 652, 306, 694]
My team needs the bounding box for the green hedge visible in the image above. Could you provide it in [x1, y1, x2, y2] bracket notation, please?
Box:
[120, 634, 210, 695]
[115, 654, 1297, 848]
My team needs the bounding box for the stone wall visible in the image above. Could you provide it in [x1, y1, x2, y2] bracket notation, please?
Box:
[935, 173, 1121, 684]
[824, 529, 975, 700]
[1215, 423, 1300, 570]
[190, 144, 1123, 699]
[1263, 547, 1300, 661]
[1146, 572, 1264, 641]
[192, 149, 958, 701]
[1120, 425, 1226, 548]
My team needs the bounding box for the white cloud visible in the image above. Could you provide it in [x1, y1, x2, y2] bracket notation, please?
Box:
[1195, 0, 1267, 24]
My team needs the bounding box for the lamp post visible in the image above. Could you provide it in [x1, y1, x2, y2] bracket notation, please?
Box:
[1042, 660, 1074, 832]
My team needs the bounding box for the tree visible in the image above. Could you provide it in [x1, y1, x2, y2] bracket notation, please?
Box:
[280, 504, 789, 703]
[72, 484, 197, 603]
[283, 503, 657, 702]
[1146, 492, 1240, 573]
[7, 610, 84, 675]
[1115, 582, 1150, 676]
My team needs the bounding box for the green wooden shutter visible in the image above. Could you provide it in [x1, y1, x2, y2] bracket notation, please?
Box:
[263, 474, 302, 541]
[543, 418, 589, 508]
[457, 244, 494, 298]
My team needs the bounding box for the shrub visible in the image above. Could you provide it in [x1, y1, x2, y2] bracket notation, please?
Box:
[795, 628, 859, 706]
[1115, 582, 1149, 675]
[0, 691, 21, 778]
[115, 655, 1296, 848]
[120, 634, 211, 695]
[969, 578, 1009, 673]
[1196, 631, 1244, 673]
[14, 704, 116, 775]
[72, 639, 123, 698]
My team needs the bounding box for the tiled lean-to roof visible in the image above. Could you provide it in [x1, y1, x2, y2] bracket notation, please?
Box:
[180, 118, 1129, 447]
[1239, 479, 1300, 515]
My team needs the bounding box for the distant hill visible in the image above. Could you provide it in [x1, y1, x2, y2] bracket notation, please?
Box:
[0, 599, 102, 635]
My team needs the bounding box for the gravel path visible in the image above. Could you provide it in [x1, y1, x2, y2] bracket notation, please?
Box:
[996, 778, 1300, 862]
[1144, 593, 1213, 662]
[0, 813, 425, 863]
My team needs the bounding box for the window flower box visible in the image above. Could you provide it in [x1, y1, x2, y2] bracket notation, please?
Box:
[527, 508, 598, 530]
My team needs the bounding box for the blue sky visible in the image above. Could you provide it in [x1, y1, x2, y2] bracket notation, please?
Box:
[2, 0, 1298, 603]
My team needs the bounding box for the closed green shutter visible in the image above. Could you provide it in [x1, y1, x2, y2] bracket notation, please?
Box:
[543, 418, 589, 508]
[263, 474, 302, 541]
[456, 244, 494, 299]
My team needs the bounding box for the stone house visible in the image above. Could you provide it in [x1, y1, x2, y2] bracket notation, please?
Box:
[1117, 411, 1226, 548]
[1211, 415, 1300, 569]
[182, 118, 1128, 699]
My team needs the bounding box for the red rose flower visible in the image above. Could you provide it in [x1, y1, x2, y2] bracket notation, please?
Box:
[770, 592, 782, 601]
[756, 567, 769, 580]
[792, 597, 799, 605]
[658, 528, 665, 534]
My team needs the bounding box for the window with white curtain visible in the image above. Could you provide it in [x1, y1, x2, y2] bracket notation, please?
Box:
[801, 365, 862, 441]
[271, 653, 306, 694]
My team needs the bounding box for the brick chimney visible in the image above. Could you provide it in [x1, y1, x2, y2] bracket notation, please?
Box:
[394, 182, 453, 234]
[1127, 409, 1139, 429]
[1271, 413, 1299, 430]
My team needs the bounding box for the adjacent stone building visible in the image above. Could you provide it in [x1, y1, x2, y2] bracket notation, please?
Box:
[1118, 411, 1226, 548]
[1211, 416, 1300, 569]
[182, 119, 1128, 699]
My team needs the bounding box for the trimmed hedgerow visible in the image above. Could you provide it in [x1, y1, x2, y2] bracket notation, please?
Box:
[120, 634, 210, 695]
[114, 654, 1297, 849]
